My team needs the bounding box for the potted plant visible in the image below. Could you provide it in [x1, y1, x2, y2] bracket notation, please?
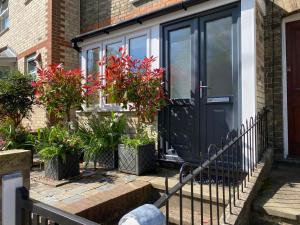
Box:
[118, 126, 156, 175]
[35, 125, 83, 180]
[78, 113, 126, 169]
[99, 49, 166, 175]
[31, 65, 99, 179]
[32, 64, 99, 124]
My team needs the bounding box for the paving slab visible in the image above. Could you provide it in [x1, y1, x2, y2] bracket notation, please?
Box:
[253, 163, 300, 222]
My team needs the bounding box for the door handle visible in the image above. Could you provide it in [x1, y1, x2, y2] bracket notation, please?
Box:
[200, 81, 208, 99]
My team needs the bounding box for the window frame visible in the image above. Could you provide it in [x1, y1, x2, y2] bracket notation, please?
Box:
[101, 37, 125, 110]
[125, 29, 150, 59]
[26, 53, 37, 78]
[82, 42, 102, 111]
[82, 29, 150, 112]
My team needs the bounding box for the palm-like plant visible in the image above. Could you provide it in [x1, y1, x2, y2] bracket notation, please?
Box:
[78, 113, 126, 168]
[35, 125, 83, 162]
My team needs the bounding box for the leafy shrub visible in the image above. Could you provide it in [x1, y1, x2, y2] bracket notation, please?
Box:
[121, 125, 154, 149]
[78, 113, 126, 165]
[97, 49, 166, 124]
[0, 119, 34, 151]
[0, 71, 35, 127]
[35, 125, 83, 162]
[32, 64, 99, 122]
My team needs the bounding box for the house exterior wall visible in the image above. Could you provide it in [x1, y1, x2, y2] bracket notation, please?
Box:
[80, 0, 183, 33]
[0, 0, 48, 69]
[256, 1, 265, 113]
[0, 0, 80, 130]
[264, 0, 300, 158]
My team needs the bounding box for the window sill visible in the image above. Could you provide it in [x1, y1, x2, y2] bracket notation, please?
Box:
[0, 27, 9, 37]
[78, 105, 134, 114]
[129, 0, 152, 5]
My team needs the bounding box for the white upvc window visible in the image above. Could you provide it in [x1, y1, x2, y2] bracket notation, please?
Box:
[83, 29, 150, 111]
[0, 0, 9, 33]
[85, 45, 101, 108]
[101, 37, 125, 109]
[26, 53, 37, 79]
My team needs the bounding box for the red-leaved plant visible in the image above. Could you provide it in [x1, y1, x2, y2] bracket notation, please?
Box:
[98, 48, 166, 124]
[32, 64, 99, 123]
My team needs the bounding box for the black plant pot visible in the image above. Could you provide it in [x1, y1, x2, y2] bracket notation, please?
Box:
[98, 149, 118, 170]
[44, 154, 80, 180]
[118, 143, 156, 175]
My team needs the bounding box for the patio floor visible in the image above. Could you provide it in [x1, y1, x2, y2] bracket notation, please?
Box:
[30, 165, 228, 224]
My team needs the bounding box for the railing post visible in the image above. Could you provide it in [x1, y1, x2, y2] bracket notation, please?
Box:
[2, 172, 23, 225]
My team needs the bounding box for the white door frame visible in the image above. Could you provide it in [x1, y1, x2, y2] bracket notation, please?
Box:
[281, 13, 300, 159]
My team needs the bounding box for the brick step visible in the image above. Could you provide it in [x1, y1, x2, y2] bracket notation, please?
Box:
[159, 192, 223, 225]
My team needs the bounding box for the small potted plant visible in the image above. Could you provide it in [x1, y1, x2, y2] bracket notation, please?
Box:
[118, 126, 156, 175]
[99, 48, 166, 175]
[78, 113, 126, 170]
[36, 125, 82, 180]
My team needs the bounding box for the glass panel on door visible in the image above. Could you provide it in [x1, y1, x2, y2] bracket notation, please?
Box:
[202, 15, 236, 154]
[169, 27, 192, 99]
[206, 16, 233, 98]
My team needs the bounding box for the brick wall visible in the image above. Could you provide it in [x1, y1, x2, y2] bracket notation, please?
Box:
[264, 0, 300, 158]
[0, 0, 48, 68]
[80, 0, 183, 33]
[256, 1, 265, 113]
[50, 0, 80, 69]
[0, 0, 80, 130]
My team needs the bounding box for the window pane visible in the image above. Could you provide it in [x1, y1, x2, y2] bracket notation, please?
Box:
[129, 35, 147, 60]
[106, 42, 122, 104]
[26, 54, 37, 79]
[169, 27, 192, 99]
[0, 66, 10, 79]
[106, 41, 122, 57]
[28, 60, 36, 74]
[0, 0, 8, 13]
[206, 17, 233, 97]
[86, 48, 100, 106]
[87, 48, 99, 75]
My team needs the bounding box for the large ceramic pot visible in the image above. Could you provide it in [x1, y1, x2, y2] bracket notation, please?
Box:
[44, 154, 80, 180]
[118, 143, 156, 175]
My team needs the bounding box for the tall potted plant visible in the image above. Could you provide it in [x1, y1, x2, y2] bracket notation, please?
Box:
[99, 49, 166, 175]
[35, 125, 83, 180]
[78, 113, 126, 169]
[32, 65, 98, 179]
[32, 64, 99, 123]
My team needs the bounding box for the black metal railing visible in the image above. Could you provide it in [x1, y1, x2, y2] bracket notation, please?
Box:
[154, 108, 269, 225]
[16, 187, 100, 225]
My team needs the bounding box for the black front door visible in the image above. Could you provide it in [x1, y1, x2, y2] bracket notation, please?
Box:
[160, 6, 240, 163]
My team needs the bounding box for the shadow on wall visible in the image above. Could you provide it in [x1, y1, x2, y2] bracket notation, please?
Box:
[80, 0, 113, 33]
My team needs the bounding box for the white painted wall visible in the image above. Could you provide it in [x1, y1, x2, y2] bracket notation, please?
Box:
[241, 0, 256, 123]
[2, 172, 23, 225]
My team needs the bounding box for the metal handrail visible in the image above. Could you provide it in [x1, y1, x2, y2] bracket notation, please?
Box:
[154, 108, 270, 225]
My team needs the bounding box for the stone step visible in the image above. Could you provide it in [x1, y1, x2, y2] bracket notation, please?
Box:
[149, 176, 229, 205]
[251, 163, 300, 225]
[160, 193, 222, 225]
